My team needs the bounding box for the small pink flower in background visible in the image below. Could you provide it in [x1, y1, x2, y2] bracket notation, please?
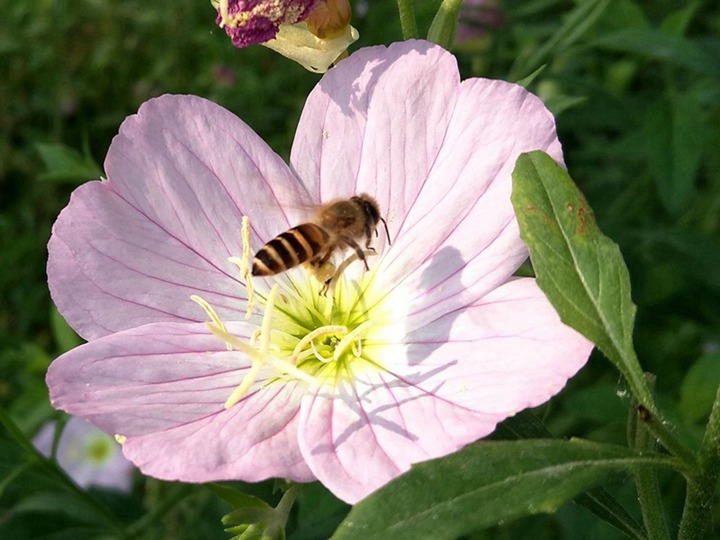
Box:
[33, 417, 134, 492]
[46, 40, 593, 503]
[215, 0, 357, 72]
[456, 0, 504, 45]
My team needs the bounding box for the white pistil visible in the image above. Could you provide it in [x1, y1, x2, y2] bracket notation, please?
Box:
[310, 339, 329, 362]
[333, 320, 375, 362]
[291, 325, 348, 362]
[351, 338, 362, 357]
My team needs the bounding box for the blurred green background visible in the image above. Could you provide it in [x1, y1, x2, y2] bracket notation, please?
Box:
[1, 0, 719, 538]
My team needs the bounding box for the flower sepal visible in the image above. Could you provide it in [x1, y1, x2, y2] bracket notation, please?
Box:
[263, 21, 358, 73]
[216, 483, 301, 540]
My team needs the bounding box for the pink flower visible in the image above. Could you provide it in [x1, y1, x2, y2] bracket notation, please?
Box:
[33, 417, 134, 492]
[46, 40, 592, 504]
[456, 0, 504, 45]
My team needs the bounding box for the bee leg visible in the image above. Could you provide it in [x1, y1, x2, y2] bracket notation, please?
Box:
[313, 245, 336, 268]
[339, 235, 370, 271]
[320, 278, 332, 296]
[364, 224, 375, 249]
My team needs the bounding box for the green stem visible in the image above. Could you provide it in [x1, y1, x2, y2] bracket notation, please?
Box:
[629, 396, 670, 540]
[638, 405, 698, 471]
[677, 383, 720, 540]
[275, 483, 302, 524]
[396, 0, 418, 40]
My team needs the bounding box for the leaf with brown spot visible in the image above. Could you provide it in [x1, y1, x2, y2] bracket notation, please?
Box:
[511, 151, 651, 406]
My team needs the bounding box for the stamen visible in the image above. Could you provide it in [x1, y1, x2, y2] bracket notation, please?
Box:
[228, 215, 255, 319]
[222, 283, 280, 409]
[323, 250, 376, 296]
[267, 357, 320, 387]
[114, 434, 126, 445]
[291, 325, 348, 362]
[333, 320, 375, 362]
[191, 295, 230, 350]
[259, 283, 278, 354]
[241, 215, 251, 275]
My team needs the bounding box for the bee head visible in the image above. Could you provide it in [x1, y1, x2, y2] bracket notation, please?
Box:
[352, 194, 381, 228]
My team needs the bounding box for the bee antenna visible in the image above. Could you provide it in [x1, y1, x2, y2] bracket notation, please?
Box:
[380, 217, 392, 246]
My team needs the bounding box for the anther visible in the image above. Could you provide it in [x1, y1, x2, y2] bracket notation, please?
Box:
[228, 215, 255, 319]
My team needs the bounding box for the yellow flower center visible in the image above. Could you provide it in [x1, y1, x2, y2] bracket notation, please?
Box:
[192, 216, 402, 409]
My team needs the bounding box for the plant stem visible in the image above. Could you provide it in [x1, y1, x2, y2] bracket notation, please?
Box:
[275, 483, 302, 524]
[678, 384, 720, 540]
[396, 0, 418, 40]
[638, 405, 698, 471]
[630, 397, 671, 540]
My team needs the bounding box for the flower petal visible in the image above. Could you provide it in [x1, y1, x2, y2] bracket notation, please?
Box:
[291, 40, 562, 330]
[298, 375, 495, 503]
[298, 278, 591, 503]
[398, 278, 592, 415]
[291, 40, 459, 216]
[47, 321, 314, 483]
[49, 95, 309, 340]
[380, 77, 563, 331]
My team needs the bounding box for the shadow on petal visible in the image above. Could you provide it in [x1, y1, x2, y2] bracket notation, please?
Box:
[318, 41, 437, 116]
[405, 245, 466, 366]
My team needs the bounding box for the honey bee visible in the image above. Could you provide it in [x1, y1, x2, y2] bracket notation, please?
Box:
[251, 194, 389, 283]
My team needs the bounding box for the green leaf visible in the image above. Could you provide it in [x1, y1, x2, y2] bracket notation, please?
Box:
[660, 1, 700, 35]
[511, 151, 650, 406]
[680, 352, 720, 422]
[644, 94, 705, 214]
[573, 489, 646, 540]
[590, 29, 720, 78]
[50, 306, 83, 354]
[35, 142, 101, 185]
[511, 0, 613, 79]
[208, 483, 273, 511]
[331, 439, 675, 540]
[491, 411, 645, 540]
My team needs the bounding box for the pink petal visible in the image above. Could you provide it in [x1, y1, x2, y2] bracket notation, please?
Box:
[291, 41, 563, 330]
[399, 278, 592, 413]
[380, 79, 563, 332]
[47, 321, 314, 483]
[298, 375, 495, 504]
[291, 40, 459, 220]
[298, 278, 592, 503]
[49, 95, 310, 340]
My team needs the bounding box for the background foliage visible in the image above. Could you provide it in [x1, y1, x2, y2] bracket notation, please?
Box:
[1, 0, 719, 538]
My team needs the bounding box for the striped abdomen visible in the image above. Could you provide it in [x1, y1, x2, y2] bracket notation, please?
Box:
[252, 223, 330, 277]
